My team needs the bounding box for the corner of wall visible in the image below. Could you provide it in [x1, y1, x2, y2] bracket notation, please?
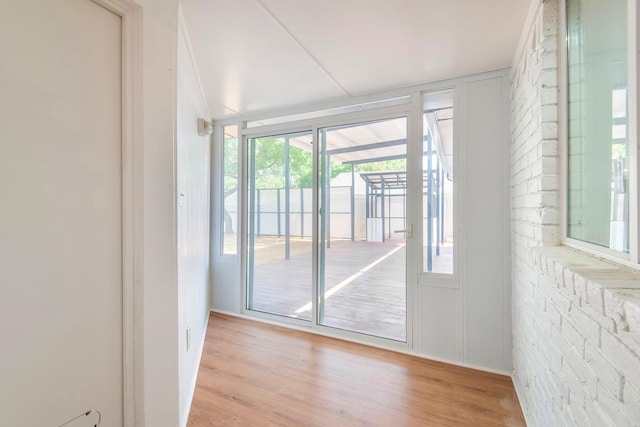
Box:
[139, 1, 181, 426]
[511, 0, 562, 424]
[511, 1, 640, 425]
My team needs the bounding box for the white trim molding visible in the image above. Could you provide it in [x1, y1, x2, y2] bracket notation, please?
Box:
[93, 1, 144, 425]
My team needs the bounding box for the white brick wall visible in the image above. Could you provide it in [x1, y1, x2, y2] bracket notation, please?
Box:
[510, 1, 640, 425]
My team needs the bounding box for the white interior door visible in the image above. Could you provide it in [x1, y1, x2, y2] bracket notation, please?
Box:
[0, 0, 123, 425]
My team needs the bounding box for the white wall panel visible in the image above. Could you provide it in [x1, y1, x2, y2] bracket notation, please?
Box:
[138, 0, 181, 424]
[461, 76, 510, 371]
[177, 9, 211, 427]
[415, 74, 511, 373]
[212, 261, 242, 313]
[417, 287, 461, 361]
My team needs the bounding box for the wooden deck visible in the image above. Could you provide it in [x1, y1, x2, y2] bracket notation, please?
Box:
[187, 313, 526, 427]
[250, 238, 407, 341]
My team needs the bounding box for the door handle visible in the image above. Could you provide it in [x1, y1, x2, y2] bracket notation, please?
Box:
[394, 225, 412, 238]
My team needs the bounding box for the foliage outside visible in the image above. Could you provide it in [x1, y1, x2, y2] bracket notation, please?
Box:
[225, 135, 406, 191]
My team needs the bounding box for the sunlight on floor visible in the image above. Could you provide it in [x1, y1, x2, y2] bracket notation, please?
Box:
[294, 243, 406, 314]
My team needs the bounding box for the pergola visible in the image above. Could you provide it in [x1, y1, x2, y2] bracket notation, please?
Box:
[260, 96, 453, 271]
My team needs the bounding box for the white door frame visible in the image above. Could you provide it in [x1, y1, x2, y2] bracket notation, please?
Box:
[92, 1, 143, 425]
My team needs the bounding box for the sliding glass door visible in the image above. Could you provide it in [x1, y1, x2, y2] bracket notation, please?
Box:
[247, 131, 314, 320]
[317, 118, 408, 341]
[245, 115, 412, 343]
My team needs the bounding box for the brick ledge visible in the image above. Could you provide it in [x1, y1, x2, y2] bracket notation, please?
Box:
[530, 245, 640, 336]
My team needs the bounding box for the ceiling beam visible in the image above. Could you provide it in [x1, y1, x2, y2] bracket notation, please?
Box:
[327, 138, 406, 155]
[342, 153, 408, 165]
[341, 148, 436, 166]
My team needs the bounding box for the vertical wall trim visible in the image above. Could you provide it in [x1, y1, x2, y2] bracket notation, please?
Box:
[456, 82, 468, 363]
[92, 0, 144, 425]
[502, 75, 512, 371]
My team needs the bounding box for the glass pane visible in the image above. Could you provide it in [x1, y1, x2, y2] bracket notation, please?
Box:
[567, 0, 629, 252]
[222, 125, 238, 255]
[318, 117, 408, 342]
[247, 132, 313, 320]
[423, 89, 454, 274]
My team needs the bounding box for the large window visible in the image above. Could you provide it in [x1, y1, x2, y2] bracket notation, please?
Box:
[566, 0, 630, 254]
[222, 125, 239, 255]
[423, 89, 454, 274]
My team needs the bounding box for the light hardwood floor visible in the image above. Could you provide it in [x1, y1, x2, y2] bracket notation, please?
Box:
[188, 313, 525, 426]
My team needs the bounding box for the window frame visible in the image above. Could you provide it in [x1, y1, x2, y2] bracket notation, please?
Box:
[560, 0, 640, 267]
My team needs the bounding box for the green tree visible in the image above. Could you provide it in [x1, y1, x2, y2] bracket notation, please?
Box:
[223, 135, 407, 233]
[223, 136, 238, 234]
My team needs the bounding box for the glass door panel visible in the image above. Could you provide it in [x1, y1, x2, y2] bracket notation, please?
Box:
[317, 117, 408, 341]
[247, 131, 313, 320]
[423, 89, 454, 275]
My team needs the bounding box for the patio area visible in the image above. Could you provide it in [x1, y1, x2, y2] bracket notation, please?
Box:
[250, 237, 408, 341]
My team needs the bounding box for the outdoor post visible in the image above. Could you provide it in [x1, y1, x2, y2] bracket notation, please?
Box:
[436, 158, 440, 256]
[426, 133, 433, 271]
[350, 164, 355, 241]
[300, 187, 304, 238]
[277, 188, 281, 238]
[257, 189, 261, 237]
[365, 181, 370, 240]
[440, 166, 445, 244]
[381, 177, 386, 242]
[326, 154, 331, 249]
[387, 182, 392, 238]
[285, 136, 291, 260]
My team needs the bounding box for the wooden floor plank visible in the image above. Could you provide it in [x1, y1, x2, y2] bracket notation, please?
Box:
[188, 313, 525, 427]
[251, 238, 408, 340]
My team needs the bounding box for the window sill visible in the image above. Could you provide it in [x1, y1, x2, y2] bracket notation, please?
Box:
[530, 245, 640, 337]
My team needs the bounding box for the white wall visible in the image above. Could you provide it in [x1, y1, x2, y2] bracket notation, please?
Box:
[462, 75, 512, 371]
[135, 1, 182, 425]
[418, 73, 512, 373]
[136, 1, 213, 425]
[511, 1, 640, 425]
[177, 7, 211, 427]
[0, 0, 187, 425]
[0, 1, 123, 424]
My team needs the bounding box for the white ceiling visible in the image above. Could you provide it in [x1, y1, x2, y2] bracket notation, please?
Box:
[181, 0, 531, 120]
